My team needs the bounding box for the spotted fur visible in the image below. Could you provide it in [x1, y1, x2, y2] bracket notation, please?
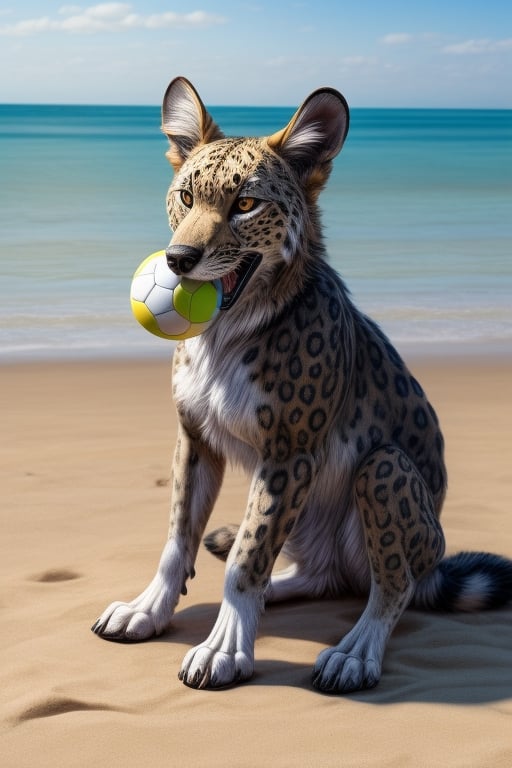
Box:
[92, 77, 512, 693]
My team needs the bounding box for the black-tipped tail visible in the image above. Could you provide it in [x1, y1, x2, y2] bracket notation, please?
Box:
[413, 551, 512, 612]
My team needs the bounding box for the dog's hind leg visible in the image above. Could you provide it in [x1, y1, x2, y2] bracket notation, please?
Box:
[312, 445, 445, 693]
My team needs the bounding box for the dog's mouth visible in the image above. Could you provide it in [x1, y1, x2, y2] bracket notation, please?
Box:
[220, 253, 262, 310]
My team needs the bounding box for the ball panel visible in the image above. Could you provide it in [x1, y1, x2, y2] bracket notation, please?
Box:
[180, 320, 214, 339]
[145, 284, 175, 316]
[189, 282, 219, 323]
[131, 272, 157, 302]
[180, 277, 204, 295]
[154, 257, 181, 290]
[133, 250, 164, 278]
[172, 282, 192, 318]
[130, 299, 169, 339]
[156, 309, 190, 337]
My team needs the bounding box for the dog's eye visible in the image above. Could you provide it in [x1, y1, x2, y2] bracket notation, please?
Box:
[180, 190, 193, 208]
[232, 197, 257, 214]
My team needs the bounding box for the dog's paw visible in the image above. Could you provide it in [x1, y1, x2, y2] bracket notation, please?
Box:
[91, 572, 180, 642]
[178, 581, 259, 689]
[91, 600, 162, 642]
[179, 645, 253, 689]
[311, 646, 381, 693]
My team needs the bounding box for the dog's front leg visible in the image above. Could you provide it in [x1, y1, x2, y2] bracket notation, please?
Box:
[92, 423, 225, 642]
[179, 454, 315, 688]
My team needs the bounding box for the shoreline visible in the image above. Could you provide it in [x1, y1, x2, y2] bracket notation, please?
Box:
[2, 333, 511, 368]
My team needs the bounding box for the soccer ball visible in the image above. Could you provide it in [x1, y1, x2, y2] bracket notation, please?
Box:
[130, 251, 222, 340]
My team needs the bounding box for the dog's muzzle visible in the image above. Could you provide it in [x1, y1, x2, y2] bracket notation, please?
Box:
[166, 245, 202, 275]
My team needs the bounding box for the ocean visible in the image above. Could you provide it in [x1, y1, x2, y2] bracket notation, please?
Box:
[0, 104, 511, 362]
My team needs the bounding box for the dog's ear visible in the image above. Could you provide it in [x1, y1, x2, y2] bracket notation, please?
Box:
[161, 77, 224, 171]
[267, 88, 349, 197]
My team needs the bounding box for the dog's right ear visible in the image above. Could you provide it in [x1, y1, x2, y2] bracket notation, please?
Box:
[161, 77, 224, 171]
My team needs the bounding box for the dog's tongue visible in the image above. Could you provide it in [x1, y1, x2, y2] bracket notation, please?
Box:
[222, 270, 238, 294]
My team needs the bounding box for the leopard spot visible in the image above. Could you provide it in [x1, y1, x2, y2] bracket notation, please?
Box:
[276, 329, 292, 353]
[308, 408, 327, 432]
[368, 340, 383, 369]
[328, 297, 341, 321]
[393, 475, 407, 493]
[306, 332, 324, 357]
[372, 367, 389, 391]
[374, 484, 389, 504]
[278, 381, 295, 402]
[410, 376, 424, 397]
[385, 554, 402, 571]
[288, 355, 303, 380]
[298, 430, 309, 446]
[255, 524, 268, 541]
[397, 452, 412, 473]
[414, 406, 428, 430]
[380, 531, 395, 547]
[268, 470, 288, 495]
[299, 384, 316, 406]
[395, 374, 409, 398]
[289, 407, 303, 425]
[376, 460, 393, 479]
[242, 347, 259, 365]
[256, 405, 274, 430]
[368, 425, 383, 447]
[399, 497, 412, 519]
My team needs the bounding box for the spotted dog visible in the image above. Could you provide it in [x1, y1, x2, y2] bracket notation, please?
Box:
[92, 77, 512, 693]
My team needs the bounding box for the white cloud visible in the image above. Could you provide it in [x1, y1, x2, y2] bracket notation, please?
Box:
[0, 3, 226, 35]
[443, 38, 512, 55]
[381, 33, 413, 46]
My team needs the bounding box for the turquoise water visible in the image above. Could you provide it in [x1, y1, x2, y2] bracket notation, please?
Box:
[0, 104, 511, 361]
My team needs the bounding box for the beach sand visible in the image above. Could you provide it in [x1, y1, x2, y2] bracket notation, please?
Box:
[1, 356, 512, 767]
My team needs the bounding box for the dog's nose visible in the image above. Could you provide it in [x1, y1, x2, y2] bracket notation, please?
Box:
[165, 245, 203, 275]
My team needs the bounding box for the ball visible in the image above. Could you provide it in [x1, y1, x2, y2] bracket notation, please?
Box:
[130, 251, 222, 340]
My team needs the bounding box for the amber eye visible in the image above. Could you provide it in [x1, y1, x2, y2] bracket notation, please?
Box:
[180, 190, 193, 208]
[234, 196, 256, 214]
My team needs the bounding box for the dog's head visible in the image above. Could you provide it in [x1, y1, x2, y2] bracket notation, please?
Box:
[161, 77, 349, 314]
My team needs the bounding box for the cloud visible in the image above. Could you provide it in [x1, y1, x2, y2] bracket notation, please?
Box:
[380, 33, 413, 46]
[0, 3, 226, 36]
[443, 38, 512, 55]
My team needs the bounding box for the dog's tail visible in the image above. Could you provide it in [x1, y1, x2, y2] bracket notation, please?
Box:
[204, 530, 512, 611]
[204, 530, 512, 612]
[203, 525, 238, 562]
[412, 551, 512, 611]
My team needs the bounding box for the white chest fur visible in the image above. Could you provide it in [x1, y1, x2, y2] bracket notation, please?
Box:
[172, 337, 259, 471]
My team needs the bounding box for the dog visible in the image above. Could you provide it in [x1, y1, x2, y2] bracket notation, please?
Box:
[92, 77, 512, 692]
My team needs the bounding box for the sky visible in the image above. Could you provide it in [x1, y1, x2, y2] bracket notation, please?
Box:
[0, 1, 511, 107]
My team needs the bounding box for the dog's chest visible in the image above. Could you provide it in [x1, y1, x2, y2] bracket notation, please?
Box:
[173, 340, 259, 468]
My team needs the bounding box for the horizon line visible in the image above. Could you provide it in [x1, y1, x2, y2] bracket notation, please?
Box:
[1, 101, 511, 111]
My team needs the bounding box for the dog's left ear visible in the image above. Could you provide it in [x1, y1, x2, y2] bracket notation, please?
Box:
[267, 88, 349, 193]
[161, 77, 224, 171]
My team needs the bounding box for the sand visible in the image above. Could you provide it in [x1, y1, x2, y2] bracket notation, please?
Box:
[1, 355, 512, 767]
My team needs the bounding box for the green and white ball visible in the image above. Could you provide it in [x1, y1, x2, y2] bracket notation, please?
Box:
[130, 250, 222, 340]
